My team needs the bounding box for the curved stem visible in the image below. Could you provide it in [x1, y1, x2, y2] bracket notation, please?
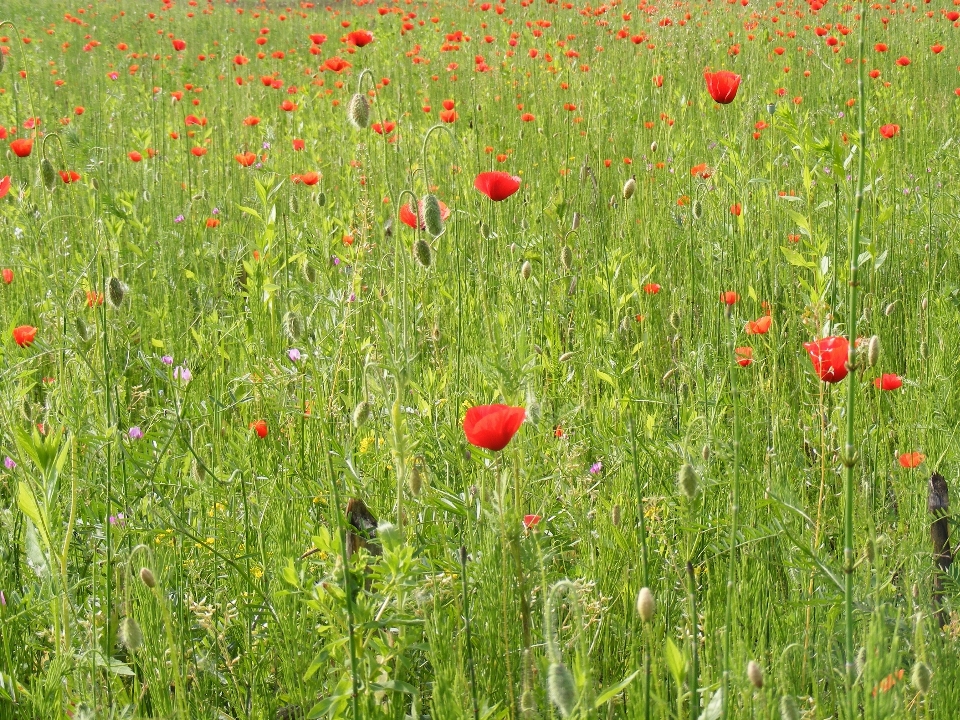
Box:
[420, 123, 457, 195]
[396, 188, 423, 234]
[355, 68, 393, 201]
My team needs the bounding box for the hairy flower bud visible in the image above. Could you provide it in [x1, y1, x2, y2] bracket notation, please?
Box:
[561, 245, 573, 271]
[779, 695, 800, 720]
[283, 310, 302, 341]
[521, 260, 532, 280]
[41, 158, 57, 192]
[422, 194, 444, 237]
[107, 277, 127, 308]
[119, 616, 143, 652]
[747, 660, 763, 689]
[547, 661, 577, 718]
[347, 93, 370, 129]
[678, 463, 698, 499]
[139, 567, 156, 589]
[911, 661, 931, 695]
[413, 238, 433, 268]
[352, 400, 372, 428]
[623, 176, 636, 200]
[636, 587, 655, 622]
[867, 335, 879, 368]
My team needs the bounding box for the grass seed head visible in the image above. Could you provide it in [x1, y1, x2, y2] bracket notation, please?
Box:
[610, 504, 621, 526]
[747, 660, 763, 688]
[348, 93, 370, 129]
[353, 400, 372, 428]
[301, 258, 317, 284]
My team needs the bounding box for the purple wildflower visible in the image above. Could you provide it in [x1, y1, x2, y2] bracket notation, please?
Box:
[128, 427, 143, 440]
[3, 457, 15, 470]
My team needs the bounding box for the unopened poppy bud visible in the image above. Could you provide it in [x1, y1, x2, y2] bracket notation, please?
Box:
[779, 695, 800, 720]
[353, 400, 372, 427]
[283, 311, 302, 340]
[623, 176, 636, 200]
[41, 158, 57, 192]
[921, 296, 928, 311]
[884, 300, 898, 317]
[119, 616, 144, 652]
[610, 504, 621, 526]
[139, 567, 156, 589]
[413, 238, 433, 268]
[521, 260, 532, 280]
[636, 587, 655, 622]
[107, 277, 127, 308]
[911, 661, 931, 695]
[383, 215, 394, 238]
[618, 316, 630, 335]
[289, 192, 300, 215]
[510, 243, 517, 254]
[692, 200, 703, 220]
[650, 141, 658, 153]
[559, 351, 574, 363]
[767, 103, 777, 114]
[235, 260, 249, 291]
[423, 194, 444, 237]
[867, 335, 879, 367]
[301, 258, 317, 284]
[347, 93, 370, 129]
[678, 463, 698, 499]
[669, 311, 681, 330]
[865, 537, 875, 564]
[747, 660, 763, 688]
[480, 221, 491, 239]
[547, 661, 577, 718]
[316, 191, 326, 207]
[919, 342, 927, 359]
[561, 245, 573, 271]
[408, 458, 423, 496]
[702, 444, 711, 461]
[520, 689, 537, 714]
[75, 317, 93, 342]
[856, 647, 866, 675]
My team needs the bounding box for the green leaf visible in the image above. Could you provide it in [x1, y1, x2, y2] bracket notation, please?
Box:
[18, 482, 50, 550]
[594, 669, 641, 708]
[698, 687, 723, 720]
[594, 369, 616, 387]
[780, 246, 815, 270]
[371, 679, 417, 695]
[665, 637, 686, 688]
[236, 204, 263, 222]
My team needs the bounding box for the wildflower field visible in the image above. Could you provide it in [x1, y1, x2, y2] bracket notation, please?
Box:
[1, 0, 960, 717]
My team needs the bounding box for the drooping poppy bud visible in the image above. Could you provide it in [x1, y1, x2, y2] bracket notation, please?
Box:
[474, 171, 521, 201]
[678, 463, 698, 498]
[547, 661, 577, 718]
[40, 158, 57, 192]
[636, 587, 655, 622]
[352, 400, 372, 427]
[413, 238, 433, 268]
[704, 70, 742, 104]
[803, 336, 849, 383]
[283, 310, 302, 340]
[348, 93, 370, 129]
[622, 176, 636, 199]
[107, 277, 127, 308]
[422, 194, 445, 237]
[747, 661, 764, 689]
[462, 404, 525, 451]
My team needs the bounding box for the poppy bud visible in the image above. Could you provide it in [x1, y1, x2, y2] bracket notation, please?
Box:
[622, 176, 637, 200]
[561, 245, 573, 271]
[521, 260, 532, 280]
[316, 191, 326, 207]
[75, 317, 94, 343]
[669, 311, 681, 330]
[864, 537, 875, 564]
[519, 689, 537, 715]
[283, 310, 302, 340]
[41, 158, 57, 192]
[867, 335, 880, 367]
[353, 400, 372, 427]
[423, 194, 444, 237]
[413, 238, 433, 268]
[611, 504, 621, 526]
[911, 661, 931, 695]
[780, 695, 800, 720]
[855, 647, 866, 676]
[747, 660, 763, 689]
[480, 221, 491, 239]
[547, 661, 577, 718]
[347, 93, 370, 129]
[301, 258, 317, 284]
[192, 459, 206, 483]
[408, 460, 423, 496]
[678, 463, 698, 499]
[139, 567, 156, 589]
[767, 103, 777, 114]
[692, 200, 703, 221]
[636, 586, 655, 622]
[650, 141, 658, 153]
[107, 277, 127, 308]
[119, 616, 143, 652]
[571, 212, 580, 230]
[884, 300, 898, 316]
[558, 351, 574, 363]
[618, 316, 630, 335]
[702, 444, 711, 462]
[289, 192, 300, 215]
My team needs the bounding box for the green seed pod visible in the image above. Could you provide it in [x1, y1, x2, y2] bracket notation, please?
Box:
[669, 311, 681, 330]
[413, 238, 433, 268]
[747, 660, 763, 689]
[316, 191, 326, 207]
[911, 661, 931, 695]
[610, 504, 621, 526]
[650, 141, 658, 153]
[636, 587, 655, 622]
[779, 695, 800, 720]
[571, 212, 580, 231]
[75, 317, 94, 343]
[884, 300, 898, 317]
[558, 351, 574, 363]
[107, 277, 126, 308]
[422, 194, 444, 237]
[561, 245, 573, 271]
[119, 616, 143, 652]
[352, 400, 372, 428]
[347, 93, 370, 129]
[546, 661, 577, 718]
[139, 567, 156, 589]
[519, 689, 537, 716]
[521, 260, 532, 280]
[702, 444, 711, 462]
[867, 335, 880, 367]
[282, 310, 302, 341]
[623, 176, 636, 200]
[919, 341, 928, 359]
[480, 221, 491, 239]
[41, 158, 57, 192]
[408, 461, 423, 496]
[692, 199, 703, 221]
[234, 260, 248, 292]
[678, 463, 698, 499]
[301, 258, 317, 284]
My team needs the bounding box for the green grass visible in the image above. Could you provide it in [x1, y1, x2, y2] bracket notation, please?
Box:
[0, 0, 959, 718]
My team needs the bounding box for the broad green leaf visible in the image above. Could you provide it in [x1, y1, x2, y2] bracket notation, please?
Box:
[665, 637, 686, 687]
[699, 687, 723, 720]
[371, 679, 417, 695]
[780, 246, 815, 269]
[18, 483, 50, 550]
[594, 669, 641, 708]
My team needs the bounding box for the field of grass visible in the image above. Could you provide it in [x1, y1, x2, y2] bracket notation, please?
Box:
[1, 0, 960, 718]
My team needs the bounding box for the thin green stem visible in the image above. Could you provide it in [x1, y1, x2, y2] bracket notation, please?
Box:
[723, 308, 741, 719]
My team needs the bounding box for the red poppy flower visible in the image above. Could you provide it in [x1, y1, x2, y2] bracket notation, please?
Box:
[735, 347, 753, 367]
[172, 38, 186, 51]
[205, 218, 220, 228]
[400, 198, 450, 229]
[803, 336, 849, 383]
[898, 452, 924, 469]
[643, 283, 661, 294]
[653, 74, 663, 87]
[730, 203, 742, 216]
[439, 109, 458, 123]
[372, 120, 396, 134]
[745, 315, 772, 335]
[58, 170, 80, 183]
[128, 151, 143, 162]
[299, 171, 320, 186]
[0, 176, 10, 198]
[292, 139, 305, 151]
[690, 163, 712, 179]
[931, 44, 944, 55]
[235, 152, 256, 167]
[323, 56, 352, 72]
[10, 138, 33, 158]
[250, 419, 268, 438]
[721, 291, 738, 305]
[86, 290, 104, 307]
[874, 43, 887, 52]
[281, 100, 297, 112]
[520, 112, 535, 122]
[879, 124, 900, 139]
[523, 514, 541, 529]
[463, 404, 525, 451]
[895, 56, 910, 67]
[704, 70, 741, 104]
[874, 373, 903, 391]
[346, 30, 374, 47]
[442, 99, 455, 111]
[310, 33, 327, 44]
[474, 171, 521, 201]
[13, 325, 37, 347]
[2, 268, 13, 284]
[243, 116, 261, 126]
[191, 146, 207, 157]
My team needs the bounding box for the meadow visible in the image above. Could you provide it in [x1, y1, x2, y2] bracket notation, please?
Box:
[1, 0, 959, 717]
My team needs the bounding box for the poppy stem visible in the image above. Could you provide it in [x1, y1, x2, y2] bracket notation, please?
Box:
[419, 123, 457, 195]
[396, 188, 423, 233]
[723, 311, 741, 719]
[355, 68, 393, 200]
[842, 6, 870, 719]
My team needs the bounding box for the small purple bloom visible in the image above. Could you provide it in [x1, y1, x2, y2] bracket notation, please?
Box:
[174, 366, 192, 384]
[161, 355, 174, 365]
[332, 256, 341, 266]
[589, 461, 602, 475]
[348, 293, 356, 303]
[288, 348, 302, 362]
[174, 214, 184, 224]
[262, 141, 271, 150]
[109, 513, 126, 526]
[212, 207, 220, 215]
[4, 457, 15, 470]
[128, 426, 143, 440]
